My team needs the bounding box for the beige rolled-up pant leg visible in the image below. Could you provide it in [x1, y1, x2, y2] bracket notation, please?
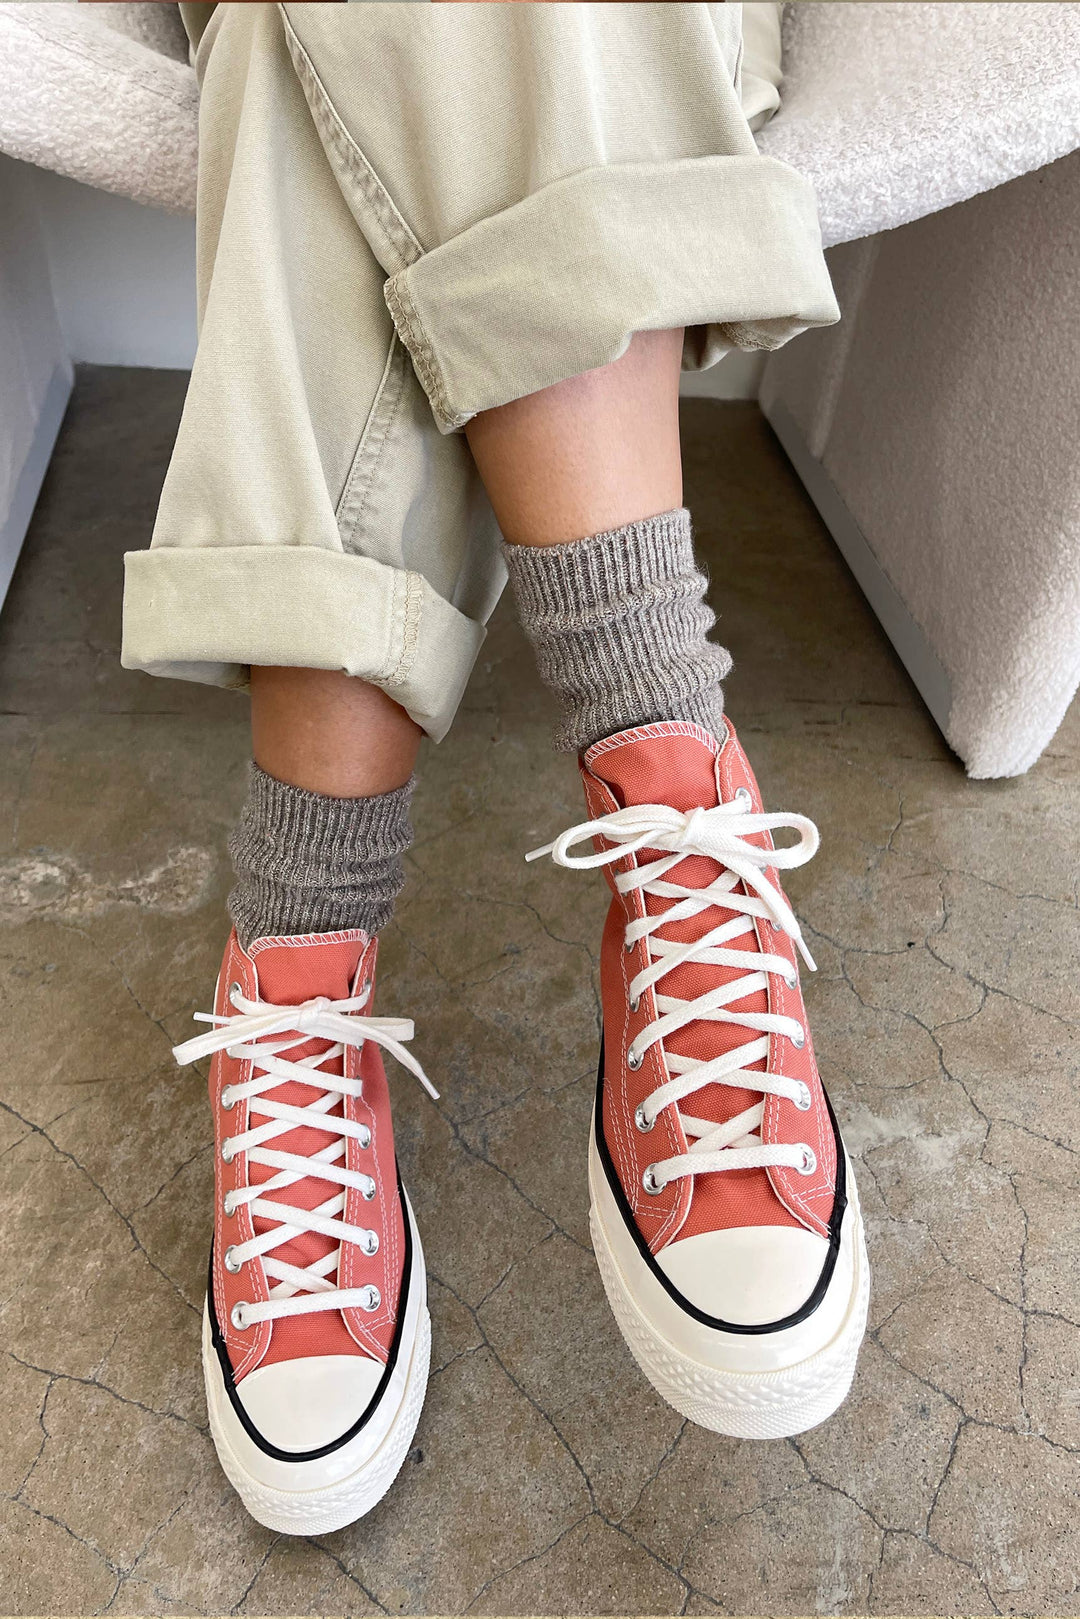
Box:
[122, 1, 837, 743]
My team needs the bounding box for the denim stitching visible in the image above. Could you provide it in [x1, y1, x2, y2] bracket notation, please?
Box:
[383, 571, 423, 689]
[279, 5, 422, 275]
[383, 272, 464, 432]
[335, 335, 406, 552]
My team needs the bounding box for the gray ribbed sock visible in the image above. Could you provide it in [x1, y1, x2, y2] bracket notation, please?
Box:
[227, 765, 414, 950]
[502, 507, 731, 753]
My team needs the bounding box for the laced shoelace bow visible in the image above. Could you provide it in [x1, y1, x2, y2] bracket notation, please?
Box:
[174, 983, 436, 1329]
[528, 791, 822, 1194]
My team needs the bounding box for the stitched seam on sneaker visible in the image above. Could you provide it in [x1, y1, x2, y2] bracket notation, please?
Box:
[587, 720, 720, 762]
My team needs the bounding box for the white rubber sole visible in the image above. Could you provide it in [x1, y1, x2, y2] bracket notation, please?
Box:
[202, 1204, 430, 1534]
[589, 1129, 870, 1439]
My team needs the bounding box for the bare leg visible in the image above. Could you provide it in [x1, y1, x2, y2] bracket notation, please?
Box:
[247, 328, 683, 798]
[465, 328, 684, 547]
[248, 326, 684, 796]
[467, 324, 725, 753]
[250, 666, 421, 797]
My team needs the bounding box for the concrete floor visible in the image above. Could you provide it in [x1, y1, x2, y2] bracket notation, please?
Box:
[2, 367, 1079, 1617]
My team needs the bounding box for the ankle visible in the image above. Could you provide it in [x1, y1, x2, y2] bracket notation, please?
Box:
[227, 765, 414, 949]
[503, 507, 730, 753]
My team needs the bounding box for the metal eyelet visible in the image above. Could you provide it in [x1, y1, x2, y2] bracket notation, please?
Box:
[361, 1180, 377, 1202]
[230, 1302, 249, 1331]
[358, 1127, 372, 1149]
[791, 1026, 806, 1050]
[634, 1104, 655, 1134]
[624, 935, 635, 954]
[223, 1245, 242, 1274]
[363, 1232, 379, 1257]
[364, 1286, 381, 1312]
[220, 1089, 236, 1112]
[734, 787, 752, 808]
[222, 1194, 235, 1217]
[629, 993, 640, 1014]
[220, 1142, 234, 1163]
[784, 972, 798, 991]
[228, 981, 242, 1006]
[795, 1083, 812, 1112]
[627, 1047, 643, 1071]
[797, 1146, 817, 1177]
[642, 1165, 664, 1196]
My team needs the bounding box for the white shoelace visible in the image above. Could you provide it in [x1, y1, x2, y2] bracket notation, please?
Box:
[174, 984, 436, 1330]
[528, 789, 821, 1195]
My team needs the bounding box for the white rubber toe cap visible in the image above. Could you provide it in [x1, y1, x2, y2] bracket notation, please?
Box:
[656, 1225, 831, 1327]
[236, 1354, 384, 1452]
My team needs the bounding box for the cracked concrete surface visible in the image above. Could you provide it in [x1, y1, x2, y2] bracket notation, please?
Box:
[1, 366, 1078, 1615]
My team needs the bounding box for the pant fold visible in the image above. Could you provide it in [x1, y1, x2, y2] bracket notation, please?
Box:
[384, 154, 840, 433]
[122, 545, 484, 742]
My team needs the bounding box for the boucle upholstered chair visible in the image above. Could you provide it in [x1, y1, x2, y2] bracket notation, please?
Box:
[755, 3, 1080, 777]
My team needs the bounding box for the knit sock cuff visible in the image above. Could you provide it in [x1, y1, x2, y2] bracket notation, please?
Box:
[228, 766, 414, 949]
[503, 508, 698, 626]
[502, 507, 731, 753]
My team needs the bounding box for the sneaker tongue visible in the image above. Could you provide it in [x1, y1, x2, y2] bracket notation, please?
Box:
[584, 721, 722, 813]
[585, 723, 783, 1218]
[253, 934, 366, 1005]
[246, 933, 371, 1353]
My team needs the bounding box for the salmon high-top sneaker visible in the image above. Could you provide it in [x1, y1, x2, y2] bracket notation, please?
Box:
[173, 929, 434, 1532]
[530, 719, 869, 1438]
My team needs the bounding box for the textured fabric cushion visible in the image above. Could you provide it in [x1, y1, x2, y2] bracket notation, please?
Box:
[94, 1, 191, 62]
[0, 1, 197, 212]
[758, 1, 1080, 247]
[761, 149, 1080, 778]
[1, 2, 1079, 238]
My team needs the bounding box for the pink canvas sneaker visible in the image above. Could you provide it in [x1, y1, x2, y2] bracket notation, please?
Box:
[530, 719, 869, 1438]
[173, 929, 434, 1532]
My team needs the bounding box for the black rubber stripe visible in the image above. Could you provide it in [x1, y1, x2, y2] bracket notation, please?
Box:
[207, 1164, 413, 1464]
[594, 1038, 848, 1335]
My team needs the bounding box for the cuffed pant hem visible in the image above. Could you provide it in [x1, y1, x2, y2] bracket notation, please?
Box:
[383, 153, 840, 433]
[121, 545, 484, 743]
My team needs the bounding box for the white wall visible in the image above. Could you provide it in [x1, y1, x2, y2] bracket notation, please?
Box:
[0, 157, 72, 610]
[30, 166, 198, 369]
